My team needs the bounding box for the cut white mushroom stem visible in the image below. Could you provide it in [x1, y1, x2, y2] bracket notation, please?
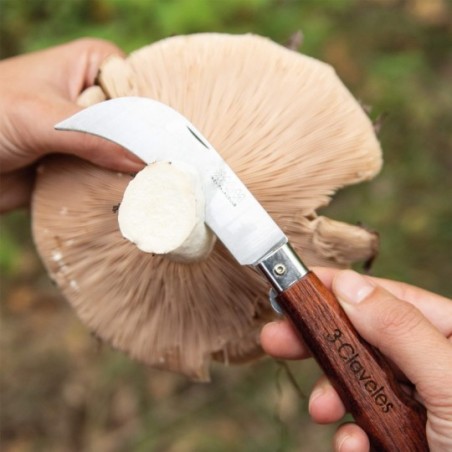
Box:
[118, 161, 216, 263]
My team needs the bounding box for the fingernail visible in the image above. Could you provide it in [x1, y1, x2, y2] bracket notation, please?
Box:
[122, 156, 145, 172]
[261, 320, 282, 336]
[336, 432, 361, 452]
[334, 270, 375, 304]
[308, 385, 325, 412]
[126, 153, 145, 165]
[311, 384, 325, 401]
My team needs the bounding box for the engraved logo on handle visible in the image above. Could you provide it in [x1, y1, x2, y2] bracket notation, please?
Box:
[326, 329, 394, 413]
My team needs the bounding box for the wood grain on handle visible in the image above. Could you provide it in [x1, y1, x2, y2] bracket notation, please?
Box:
[277, 271, 428, 452]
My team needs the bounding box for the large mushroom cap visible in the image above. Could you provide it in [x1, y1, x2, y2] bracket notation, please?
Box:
[32, 33, 382, 381]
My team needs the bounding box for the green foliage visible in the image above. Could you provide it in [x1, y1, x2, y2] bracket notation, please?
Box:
[0, 212, 31, 277]
[0, 227, 19, 276]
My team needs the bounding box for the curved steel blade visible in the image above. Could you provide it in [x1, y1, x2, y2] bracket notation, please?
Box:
[56, 97, 286, 265]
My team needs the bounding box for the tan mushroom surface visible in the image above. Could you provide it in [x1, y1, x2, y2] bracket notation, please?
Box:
[32, 33, 382, 381]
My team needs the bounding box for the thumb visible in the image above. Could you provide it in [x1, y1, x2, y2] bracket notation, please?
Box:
[332, 270, 452, 414]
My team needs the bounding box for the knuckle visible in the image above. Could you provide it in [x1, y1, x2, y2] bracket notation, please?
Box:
[72, 37, 106, 48]
[70, 37, 121, 55]
[422, 376, 452, 405]
[373, 295, 424, 340]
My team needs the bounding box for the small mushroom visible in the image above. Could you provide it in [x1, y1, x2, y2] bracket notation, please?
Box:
[32, 34, 382, 381]
[76, 85, 106, 108]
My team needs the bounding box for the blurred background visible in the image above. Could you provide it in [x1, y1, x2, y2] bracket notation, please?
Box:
[0, 0, 451, 450]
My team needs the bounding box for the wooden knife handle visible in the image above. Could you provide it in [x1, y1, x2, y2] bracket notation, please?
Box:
[277, 271, 429, 452]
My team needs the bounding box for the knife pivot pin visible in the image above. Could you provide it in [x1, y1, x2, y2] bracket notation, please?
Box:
[257, 243, 309, 293]
[273, 263, 287, 276]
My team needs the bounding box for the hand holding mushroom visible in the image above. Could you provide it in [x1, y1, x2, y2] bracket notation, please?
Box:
[0, 38, 143, 213]
[261, 268, 452, 451]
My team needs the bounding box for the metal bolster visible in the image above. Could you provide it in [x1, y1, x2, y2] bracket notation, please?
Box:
[256, 243, 309, 293]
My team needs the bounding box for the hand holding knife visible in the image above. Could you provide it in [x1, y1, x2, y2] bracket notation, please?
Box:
[56, 97, 428, 451]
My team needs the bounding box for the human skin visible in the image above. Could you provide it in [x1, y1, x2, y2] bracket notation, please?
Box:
[0, 38, 144, 213]
[261, 268, 452, 451]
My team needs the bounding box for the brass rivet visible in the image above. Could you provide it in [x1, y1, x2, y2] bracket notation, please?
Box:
[273, 263, 286, 276]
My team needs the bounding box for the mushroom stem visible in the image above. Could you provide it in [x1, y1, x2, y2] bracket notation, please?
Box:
[118, 161, 216, 263]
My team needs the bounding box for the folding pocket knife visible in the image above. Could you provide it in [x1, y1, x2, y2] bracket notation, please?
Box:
[56, 97, 428, 451]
